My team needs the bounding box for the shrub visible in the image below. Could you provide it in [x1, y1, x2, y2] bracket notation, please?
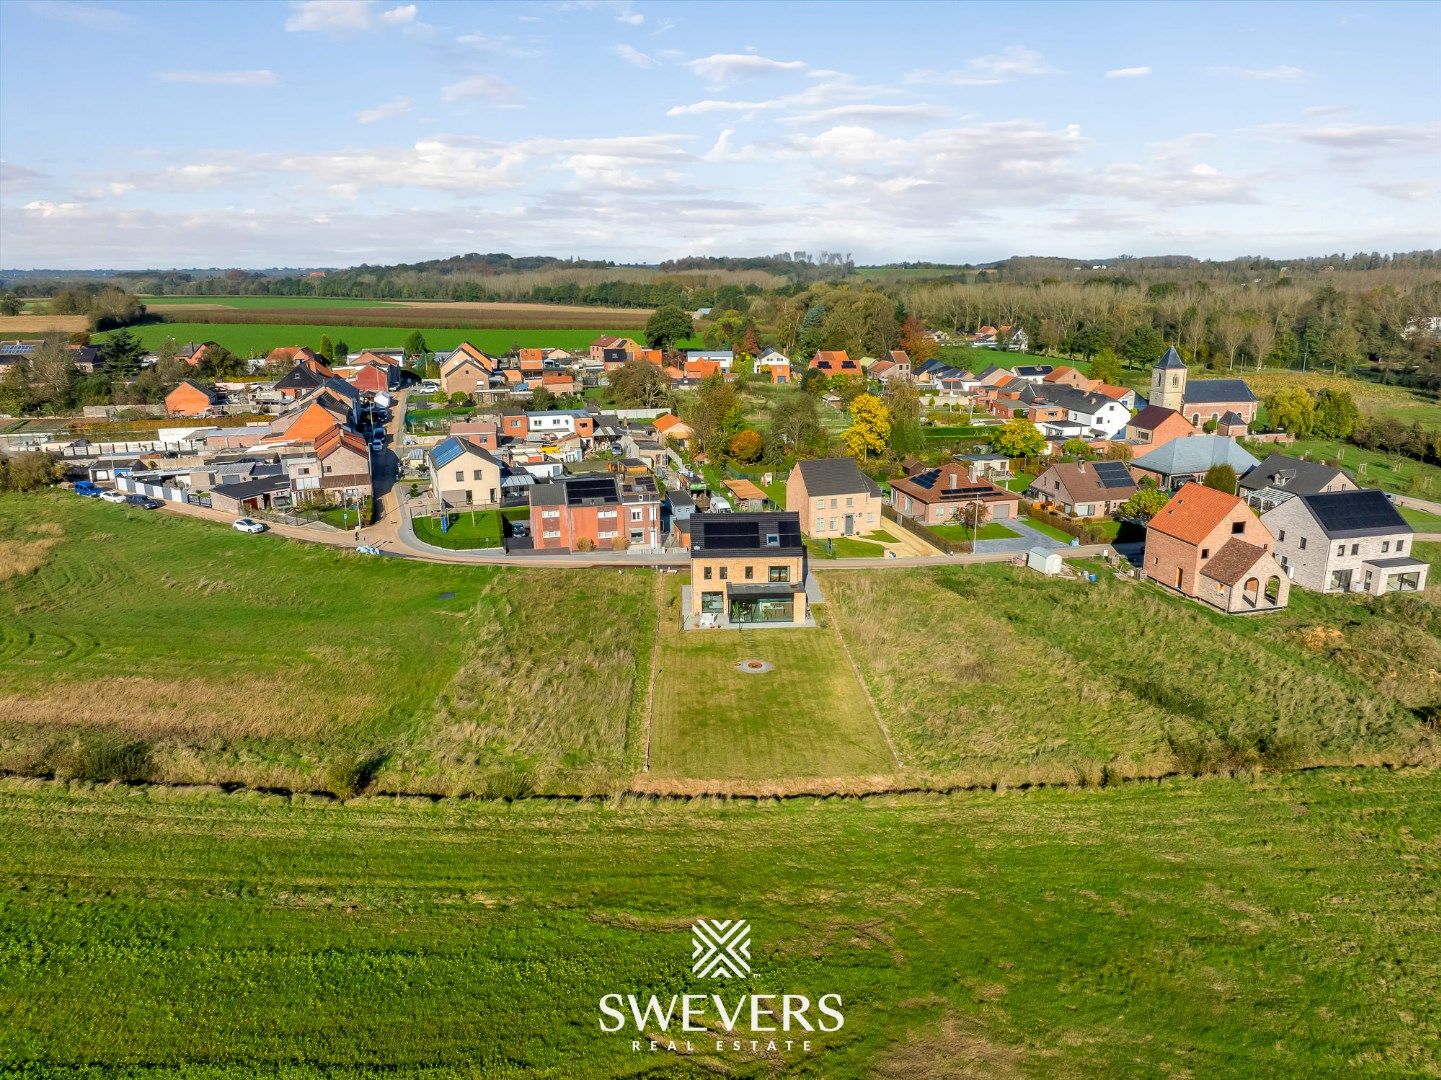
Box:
[323, 752, 388, 799]
[576, 536, 596, 552]
[55, 736, 155, 784]
[483, 765, 536, 800]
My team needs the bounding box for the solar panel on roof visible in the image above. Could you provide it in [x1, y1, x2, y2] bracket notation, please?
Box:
[565, 476, 618, 505]
[909, 469, 940, 490]
[431, 438, 465, 468]
[1093, 461, 1134, 489]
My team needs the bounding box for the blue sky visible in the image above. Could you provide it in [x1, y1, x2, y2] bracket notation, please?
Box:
[1, 0, 1437, 268]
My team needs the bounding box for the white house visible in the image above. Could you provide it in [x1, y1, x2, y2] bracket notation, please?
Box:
[755, 347, 790, 370]
[684, 350, 734, 371]
[1038, 385, 1131, 438]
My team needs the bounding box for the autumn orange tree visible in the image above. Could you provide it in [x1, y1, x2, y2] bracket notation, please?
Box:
[900, 314, 938, 364]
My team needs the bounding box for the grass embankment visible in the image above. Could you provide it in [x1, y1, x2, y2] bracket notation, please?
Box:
[827, 552, 1441, 789]
[0, 769, 1436, 1076]
[648, 579, 893, 786]
[0, 493, 651, 795]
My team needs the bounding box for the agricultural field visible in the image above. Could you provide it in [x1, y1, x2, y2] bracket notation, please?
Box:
[647, 578, 894, 788]
[94, 322, 659, 358]
[1271, 436, 1441, 498]
[0, 493, 652, 796]
[0, 767, 1436, 1077]
[1242, 369, 1440, 432]
[140, 295, 398, 308]
[827, 552, 1441, 790]
[0, 313, 90, 334]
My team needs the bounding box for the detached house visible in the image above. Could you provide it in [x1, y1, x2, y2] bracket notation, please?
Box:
[165, 379, 218, 418]
[1027, 459, 1137, 518]
[1131, 435, 1259, 491]
[1143, 482, 1289, 613]
[1125, 404, 1193, 452]
[809, 350, 861, 377]
[688, 512, 810, 627]
[1261, 489, 1427, 595]
[787, 457, 883, 538]
[440, 342, 495, 396]
[890, 463, 1021, 525]
[1239, 452, 1356, 511]
[428, 435, 503, 509]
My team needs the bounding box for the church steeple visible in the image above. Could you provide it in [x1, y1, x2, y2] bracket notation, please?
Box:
[1150, 346, 1187, 411]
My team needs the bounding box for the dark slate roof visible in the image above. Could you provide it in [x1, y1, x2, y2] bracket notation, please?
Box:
[1297, 489, 1410, 539]
[794, 457, 882, 498]
[690, 512, 804, 556]
[1219, 411, 1245, 425]
[274, 365, 326, 391]
[1013, 364, 1054, 378]
[1182, 379, 1258, 405]
[529, 482, 567, 507]
[1155, 346, 1187, 370]
[212, 475, 291, 500]
[1037, 384, 1116, 414]
[666, 489, 695, 509]
[1239, 452, 1347, 495]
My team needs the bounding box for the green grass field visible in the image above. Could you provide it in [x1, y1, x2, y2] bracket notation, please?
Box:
[932, 522, 1020, 542]
[648, 580, 893, 784]
[1272, 437, 1441, 499]
[94, 322, 650, 358]
[1401, 506, 1441, 532]
[411, 508, 527, 549]
[828, 553, 1441, 789]
[0, 768, 1436, 1077]
[1021, 515, 1072, 541]
[805, 535, 886, 559]
[0, 493, 651, 795]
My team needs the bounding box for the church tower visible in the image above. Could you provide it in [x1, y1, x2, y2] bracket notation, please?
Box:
[1150, 346, 1187, 411]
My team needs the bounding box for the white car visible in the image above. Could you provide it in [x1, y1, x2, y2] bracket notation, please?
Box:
[232, 518, 267, 534]
[99, 490, 129, 503]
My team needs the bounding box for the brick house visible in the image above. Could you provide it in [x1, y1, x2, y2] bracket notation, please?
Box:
[1125, 404, 1193, 452]
[688, 512, 809, 627]
[1027, 459, 1137, 518]
[164, 379, 217, 418]
[889, 462, 1021, 526]
[440, 343, 495, 396]
[311, 425, 372, 497]
[528, 473, 660, 551]
[1143, 482, 1290, 613]
[1261, 488, 1428, 595]
[809, 350, 861, 377]
[787, 457, 883, 538]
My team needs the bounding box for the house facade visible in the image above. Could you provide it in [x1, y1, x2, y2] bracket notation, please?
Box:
[688, 512, 809, 626]
[1125, 404, 1193, 451]
[428, 435, 503, 509]
[1143, 482, 1290, 613]
[889, 463, 1021, 525]
[787, 457, 883, 538]
[165, 380, 217, 418]
[528, 474, 661, 551]
[1027, 459, 1137, 518]
[1261, 489, 1428, 595]
[439, 343, 495, 396]
[1239, 452, 1356, 511]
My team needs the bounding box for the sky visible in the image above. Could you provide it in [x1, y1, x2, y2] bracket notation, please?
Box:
[0, 0, 1438, 270]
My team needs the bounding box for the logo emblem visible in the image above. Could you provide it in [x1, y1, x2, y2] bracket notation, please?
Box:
[691, 919, 752, 978]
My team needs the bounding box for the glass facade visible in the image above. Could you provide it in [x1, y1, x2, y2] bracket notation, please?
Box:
[729, 595, 795, 624]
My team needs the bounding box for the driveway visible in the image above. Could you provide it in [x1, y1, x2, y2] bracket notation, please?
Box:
[973, 517, 1072, 555]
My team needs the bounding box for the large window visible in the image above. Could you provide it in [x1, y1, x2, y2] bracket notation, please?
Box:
[729, 596, 794, 624]
[700, 591, 724, 614]
[768, 566, 789, 583]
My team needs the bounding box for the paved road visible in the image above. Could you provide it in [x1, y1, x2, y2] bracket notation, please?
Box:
[1393, 493, 1441, 515]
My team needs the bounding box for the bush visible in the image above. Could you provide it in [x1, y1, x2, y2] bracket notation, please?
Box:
[323, 752, 388, 799]
[482, 765, 536, 800]
[576, 536, 595, 552]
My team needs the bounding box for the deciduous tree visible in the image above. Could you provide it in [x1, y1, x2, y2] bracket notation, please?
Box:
[993, 416, 1046, 458]
[842, 393, 890, 461]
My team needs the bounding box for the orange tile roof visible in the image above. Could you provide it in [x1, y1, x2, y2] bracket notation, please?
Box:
[267, 401, 345, 443]
[1094, 383, 1131, 400]
[1148, 482, 1247, 545]
[653, 414, 682, 432]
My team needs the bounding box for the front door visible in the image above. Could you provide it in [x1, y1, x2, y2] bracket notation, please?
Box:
[844, 514, 855, 536]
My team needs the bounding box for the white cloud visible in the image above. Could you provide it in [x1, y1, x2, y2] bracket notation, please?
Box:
[556, 1, 643, 25]
[1270, 121, 1441, 159]
[23, 200, 84, 218]
[1303, 104, 1352, 116]
[778, 103, 945, 127]
[667, 71, 896, 120]
[273, 137, 530, 193]
[158, 70, 279, 87]
[1365, 180, 1437, 203]
[1222, 64, 1307, 81]
[285, 1, 418, 34]
[911, 46, 1054, 88]
[687, 52, 808, 83]
[614, 44, 657, 68]
[26, 1, 128, 30]
[1105, 66, 1151, 79]
[356, 96, 414, 123]
[441, 74, 521, 106]
[0, 161, 48, 188]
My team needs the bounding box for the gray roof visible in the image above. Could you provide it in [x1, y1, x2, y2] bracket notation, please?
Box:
[1239, 453, 1347, 495]
[1182, 379, 1257, 405]
[793, 457, 882, 498]
[529, 481, 567, 506]
[1132, 435, 1259, 477]
[1037, 384, 1117, 414]
[1155, 346, 1187, 370]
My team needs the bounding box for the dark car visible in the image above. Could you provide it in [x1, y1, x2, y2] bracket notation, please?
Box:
[126, 494, 163, 510]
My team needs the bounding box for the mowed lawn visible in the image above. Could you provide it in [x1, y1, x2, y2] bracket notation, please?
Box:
[0, 768, 1437, 1077]
[648, 578, 893, 783]
[0, 494, 652, 795]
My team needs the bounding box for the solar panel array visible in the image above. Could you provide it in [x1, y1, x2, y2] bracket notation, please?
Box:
[0, 343, 38, 356]
[1092, 460, 1135, 489]
[693, 513, 802, 551]
[430, 438, 465, 469]
[1306, 490, 1407, 537]
[565, 475, 619, 506]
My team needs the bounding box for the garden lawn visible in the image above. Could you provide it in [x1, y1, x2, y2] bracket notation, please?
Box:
[648, 577, 893, 783]
[412, 510, 506, 549]
[1022, 515, 1073, 541]
[931, 522, 1020, 542]
[0, 493, 651, 795]
[806, 535, 886, 559]
[826, 550, 1441, 789]
[1, 768, 1438, 1077]
[1400, 506, 1441, 532]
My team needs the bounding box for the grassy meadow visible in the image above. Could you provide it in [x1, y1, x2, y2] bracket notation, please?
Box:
[0, 493, 652, 796]
[0, 768, 1437, 1077]
[647, 579, 894, 789]
[93, 322, 657, 358]
[826, 553, 1441, 789]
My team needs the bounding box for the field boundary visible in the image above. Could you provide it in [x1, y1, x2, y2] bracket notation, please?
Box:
[640, 573, 663, 772]
[823, 593, 904, 771]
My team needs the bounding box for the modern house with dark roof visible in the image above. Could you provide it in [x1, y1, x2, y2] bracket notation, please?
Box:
[687, 511, 810, 627]
[786, 457, 883, 538]
[528, 473, 660, 552]
[1143, 482, 1289, 613]
[1239, 452, 1356, 511]
[1131, 435, 1260, 491]
[1261, 488, 1427, 594]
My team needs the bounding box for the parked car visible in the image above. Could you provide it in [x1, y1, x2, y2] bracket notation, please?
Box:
[99, 490, 128, 503]
[371, 438, 386, 452]
[233, 518, 267, 533]
[508, 520, 530, 537]
[125, 495, 162, 510]
[73, 481, 102, 497]
[356, 544, 382, 555]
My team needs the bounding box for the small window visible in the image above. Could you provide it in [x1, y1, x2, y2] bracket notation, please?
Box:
[1201, 548, 1210, 559]
[1350, 543, 1359, 556]
[1299, 537, 1307, 550]
[1231, 521, 1244, 534]
[744, 566, 754, 580]
[1382, 540, 1390, 553]
[719, 566, 728, 580]
[1398, 539, 1406, 552]
[764, 532, 780, 547]
[455, 470, 464, 482]
[703, 566, 712, 580]
[830, 498, 838, 509]
[1278, 529, 1285, 542]
[768, 566, 789, 583]
[1337, 544, 1345, 557]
